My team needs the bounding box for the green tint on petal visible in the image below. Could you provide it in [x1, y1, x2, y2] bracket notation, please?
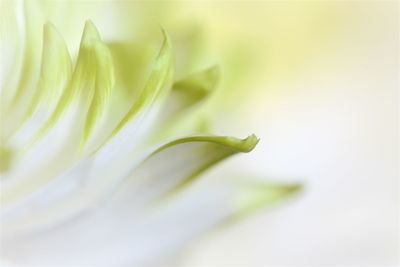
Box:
[62, 20, 100, 103]
[233, 182, 302, 220]
[192, 115, 211, 133]
[110, 29, 174, 138]
[172, 65, 220, 111]
[2, 0, 43, 139]
[26, 22, 72, 117]
[153, 134, 259, 154]
[35, 21, 103, 141]
[139, 134, 259, 197]
[10, 0, 43, 105]
[0, 146, 13, 173]
[82, 40, 115, 144]
[148, 66, 220, 143]
[107, 42, 154, 99]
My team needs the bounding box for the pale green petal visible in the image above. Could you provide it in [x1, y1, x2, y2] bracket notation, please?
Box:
[233, 181, 302, 220]
[0, 145, 13, 173]
[0, 134, 258, 237]
[27, 22, 72, 116]
[1, 21, 112, 207]
[1, 28, 175, 228]
[79, 42, 154, 155]
[2, 0, 44, 139]
[107, 42, 154, 99]
[126, 134, 259, 202]
[172, 65, 220, 111]
[33, 21, 109, 144]
[147, 65, 220, 144]
[82, 40, 115, 144]
[9, 0, 43, 105]
[85, 28, 174, 164]
[0, 1, 23, 119]
[8, 22, 73, 149]
[108, 29, 174, 139]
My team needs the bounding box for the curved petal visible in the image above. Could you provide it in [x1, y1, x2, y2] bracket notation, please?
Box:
[27, 23, 73, 119]
[1, 134, 298, 266]
[121, 134, 260, 203]
[170, 65, 220, 114]
[1, 175, 300, 266]
[35, 20, 101, 141]
[148, 65, 220, 142]
[0, 29, 175, 237]
[1, 21, 110, 209]
[86, 29, 175, 186]
[82, 41, 154, 150]
[3, 0, 44, 138]
[82, 40, 115, 145]
[109, 179, 301, 265]
[0, 134, 257, 235]
[108, 29, 175, 139]
[0, 1, 24, 135]
[9, 22, 72, 148]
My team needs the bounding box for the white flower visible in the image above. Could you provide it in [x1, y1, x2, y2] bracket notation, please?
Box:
[0, 1, 300, 265]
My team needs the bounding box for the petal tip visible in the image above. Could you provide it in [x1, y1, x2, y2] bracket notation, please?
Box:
[233, 181, 303, 220]
[81, 20, 101, 45]
[241, 134, 259, 152]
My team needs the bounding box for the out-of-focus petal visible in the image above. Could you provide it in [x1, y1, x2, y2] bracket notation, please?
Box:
[9, 22, 72, 148]
[171, 65, 220, 113]
[0, 134, 279, 266]
[149, 65, 220, 141]
[2, 0, 44, 138]
[86, 29, 175, 183]
[122, 134, 259, 204]
[1, 21, 109, 209]
[0, 29, 175, 237]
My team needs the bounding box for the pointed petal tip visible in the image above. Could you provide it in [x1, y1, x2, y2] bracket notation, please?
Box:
[43, 22, 63, 42]
[282, 182, 303, 194]
[43, 21, 56, 32]
[233, 181, 303, 220]
[159, 27, 173, 53]
[241, 134, 259, 152]
[81, 20, 101, 45]
[160, 26, 169, 37]
[84, 19, 97, 30]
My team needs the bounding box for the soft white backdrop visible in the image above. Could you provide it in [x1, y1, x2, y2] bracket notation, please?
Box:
[181, 2, 399, 266]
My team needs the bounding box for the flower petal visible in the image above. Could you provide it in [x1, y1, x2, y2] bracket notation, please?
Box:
[148, 65, 220, 142]
[0, 175, 300, 266]
[231, 181, 302, 220]
[1, 0, 44, 139]
[0, 1, 23, 126]
[27, 23, 73, 118]
[86, 29, 175, 183]
[1, 21, 111, 208]
[0, 135, 257, 240]
[107, 28, 175, 140]
[37, 20, 100, 139]
[1, 133, 268, 265]
[113, 134, 259, 208]
[0, 29, 175, 237]
[171, 65, 220, 113]
[82, 39, 115, 145]
[9, 22, 72, 148]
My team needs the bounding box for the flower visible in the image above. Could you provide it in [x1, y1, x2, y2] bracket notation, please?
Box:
[0, 1, 300, 265]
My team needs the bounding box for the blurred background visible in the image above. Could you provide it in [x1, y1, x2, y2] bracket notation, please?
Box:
[176, 2, 399, 266]
[30, 1, 400, 265]
[174, 2, 399, 266]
